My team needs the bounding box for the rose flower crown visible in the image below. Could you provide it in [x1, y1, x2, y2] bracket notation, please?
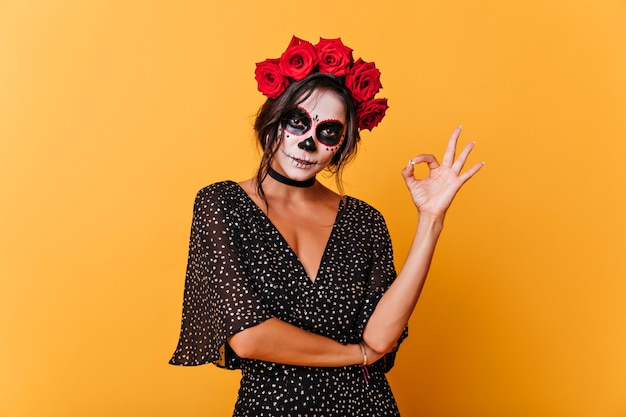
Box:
[255, 36, 388, 131]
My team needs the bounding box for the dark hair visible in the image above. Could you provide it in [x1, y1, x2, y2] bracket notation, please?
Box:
[253, 73, 360, 205]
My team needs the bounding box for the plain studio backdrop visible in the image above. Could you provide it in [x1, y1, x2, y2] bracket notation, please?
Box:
[1, 0, 625, 416]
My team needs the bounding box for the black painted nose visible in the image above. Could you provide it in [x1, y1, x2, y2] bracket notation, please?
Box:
[297, 137, 317, 152]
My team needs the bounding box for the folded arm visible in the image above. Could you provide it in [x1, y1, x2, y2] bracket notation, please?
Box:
[228, 318, 384, 367]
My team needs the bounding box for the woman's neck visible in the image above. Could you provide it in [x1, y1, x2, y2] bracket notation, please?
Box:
[267, 166, 316, 188]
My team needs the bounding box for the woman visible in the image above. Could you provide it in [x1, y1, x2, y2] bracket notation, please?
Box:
[170, 36, 483, 416]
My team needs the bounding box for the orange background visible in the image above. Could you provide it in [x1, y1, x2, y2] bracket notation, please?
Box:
[1, 0, 625, 416]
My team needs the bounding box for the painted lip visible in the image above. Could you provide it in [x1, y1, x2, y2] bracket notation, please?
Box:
[281, 149, 320, 167]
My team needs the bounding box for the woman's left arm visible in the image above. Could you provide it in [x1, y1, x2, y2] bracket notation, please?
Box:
[362, 126, 484, 354]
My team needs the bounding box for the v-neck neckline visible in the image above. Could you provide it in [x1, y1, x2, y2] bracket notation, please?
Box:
[230, 181, 346, 283]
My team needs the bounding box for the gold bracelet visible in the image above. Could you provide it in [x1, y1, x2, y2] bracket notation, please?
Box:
[358, 342, 368, 366]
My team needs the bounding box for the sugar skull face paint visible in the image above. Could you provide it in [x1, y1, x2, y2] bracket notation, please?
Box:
[282, 105, 346, 150]
[315, 120, 345, 147]
[284, 107, 311, 136]
[271, 89, 347, 182]
[298, 137, 316, 152]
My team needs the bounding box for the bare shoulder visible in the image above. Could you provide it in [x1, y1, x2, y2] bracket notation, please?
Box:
[237, 178, 255, 194]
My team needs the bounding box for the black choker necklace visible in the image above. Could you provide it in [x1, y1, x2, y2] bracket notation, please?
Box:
[267, 166, 316, 188]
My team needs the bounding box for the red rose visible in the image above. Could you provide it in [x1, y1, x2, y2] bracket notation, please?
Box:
[315, 38, 353, 76]
[356, 98, 388, 131]
[255, 58, 289, 99]
[278, 36, 318, 81]
[345, 58, 382, 103]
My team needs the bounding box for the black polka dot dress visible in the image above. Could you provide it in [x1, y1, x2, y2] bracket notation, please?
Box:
[170, 181, 407, 416]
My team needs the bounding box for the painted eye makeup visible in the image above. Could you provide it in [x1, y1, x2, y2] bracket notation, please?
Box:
[316, 121, 345, 147]
[283, 106, 345, 148]
[283, 108, 312, 136]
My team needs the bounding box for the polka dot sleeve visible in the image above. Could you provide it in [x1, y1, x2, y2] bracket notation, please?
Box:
[169, 184, 272, 366]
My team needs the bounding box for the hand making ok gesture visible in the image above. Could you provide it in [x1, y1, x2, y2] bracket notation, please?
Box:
[402, 126, 484, 218]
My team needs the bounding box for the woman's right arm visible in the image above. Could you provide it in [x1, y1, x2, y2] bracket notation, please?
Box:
[228, 318, 378, 367]
[171, 183, 381, 368]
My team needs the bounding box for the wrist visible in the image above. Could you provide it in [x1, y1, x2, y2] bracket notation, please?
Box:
[347, 343, 364, 366]
[417, 211, 445, 232]
[417, 209, 445, 222]
[358, 342, 368, 366]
